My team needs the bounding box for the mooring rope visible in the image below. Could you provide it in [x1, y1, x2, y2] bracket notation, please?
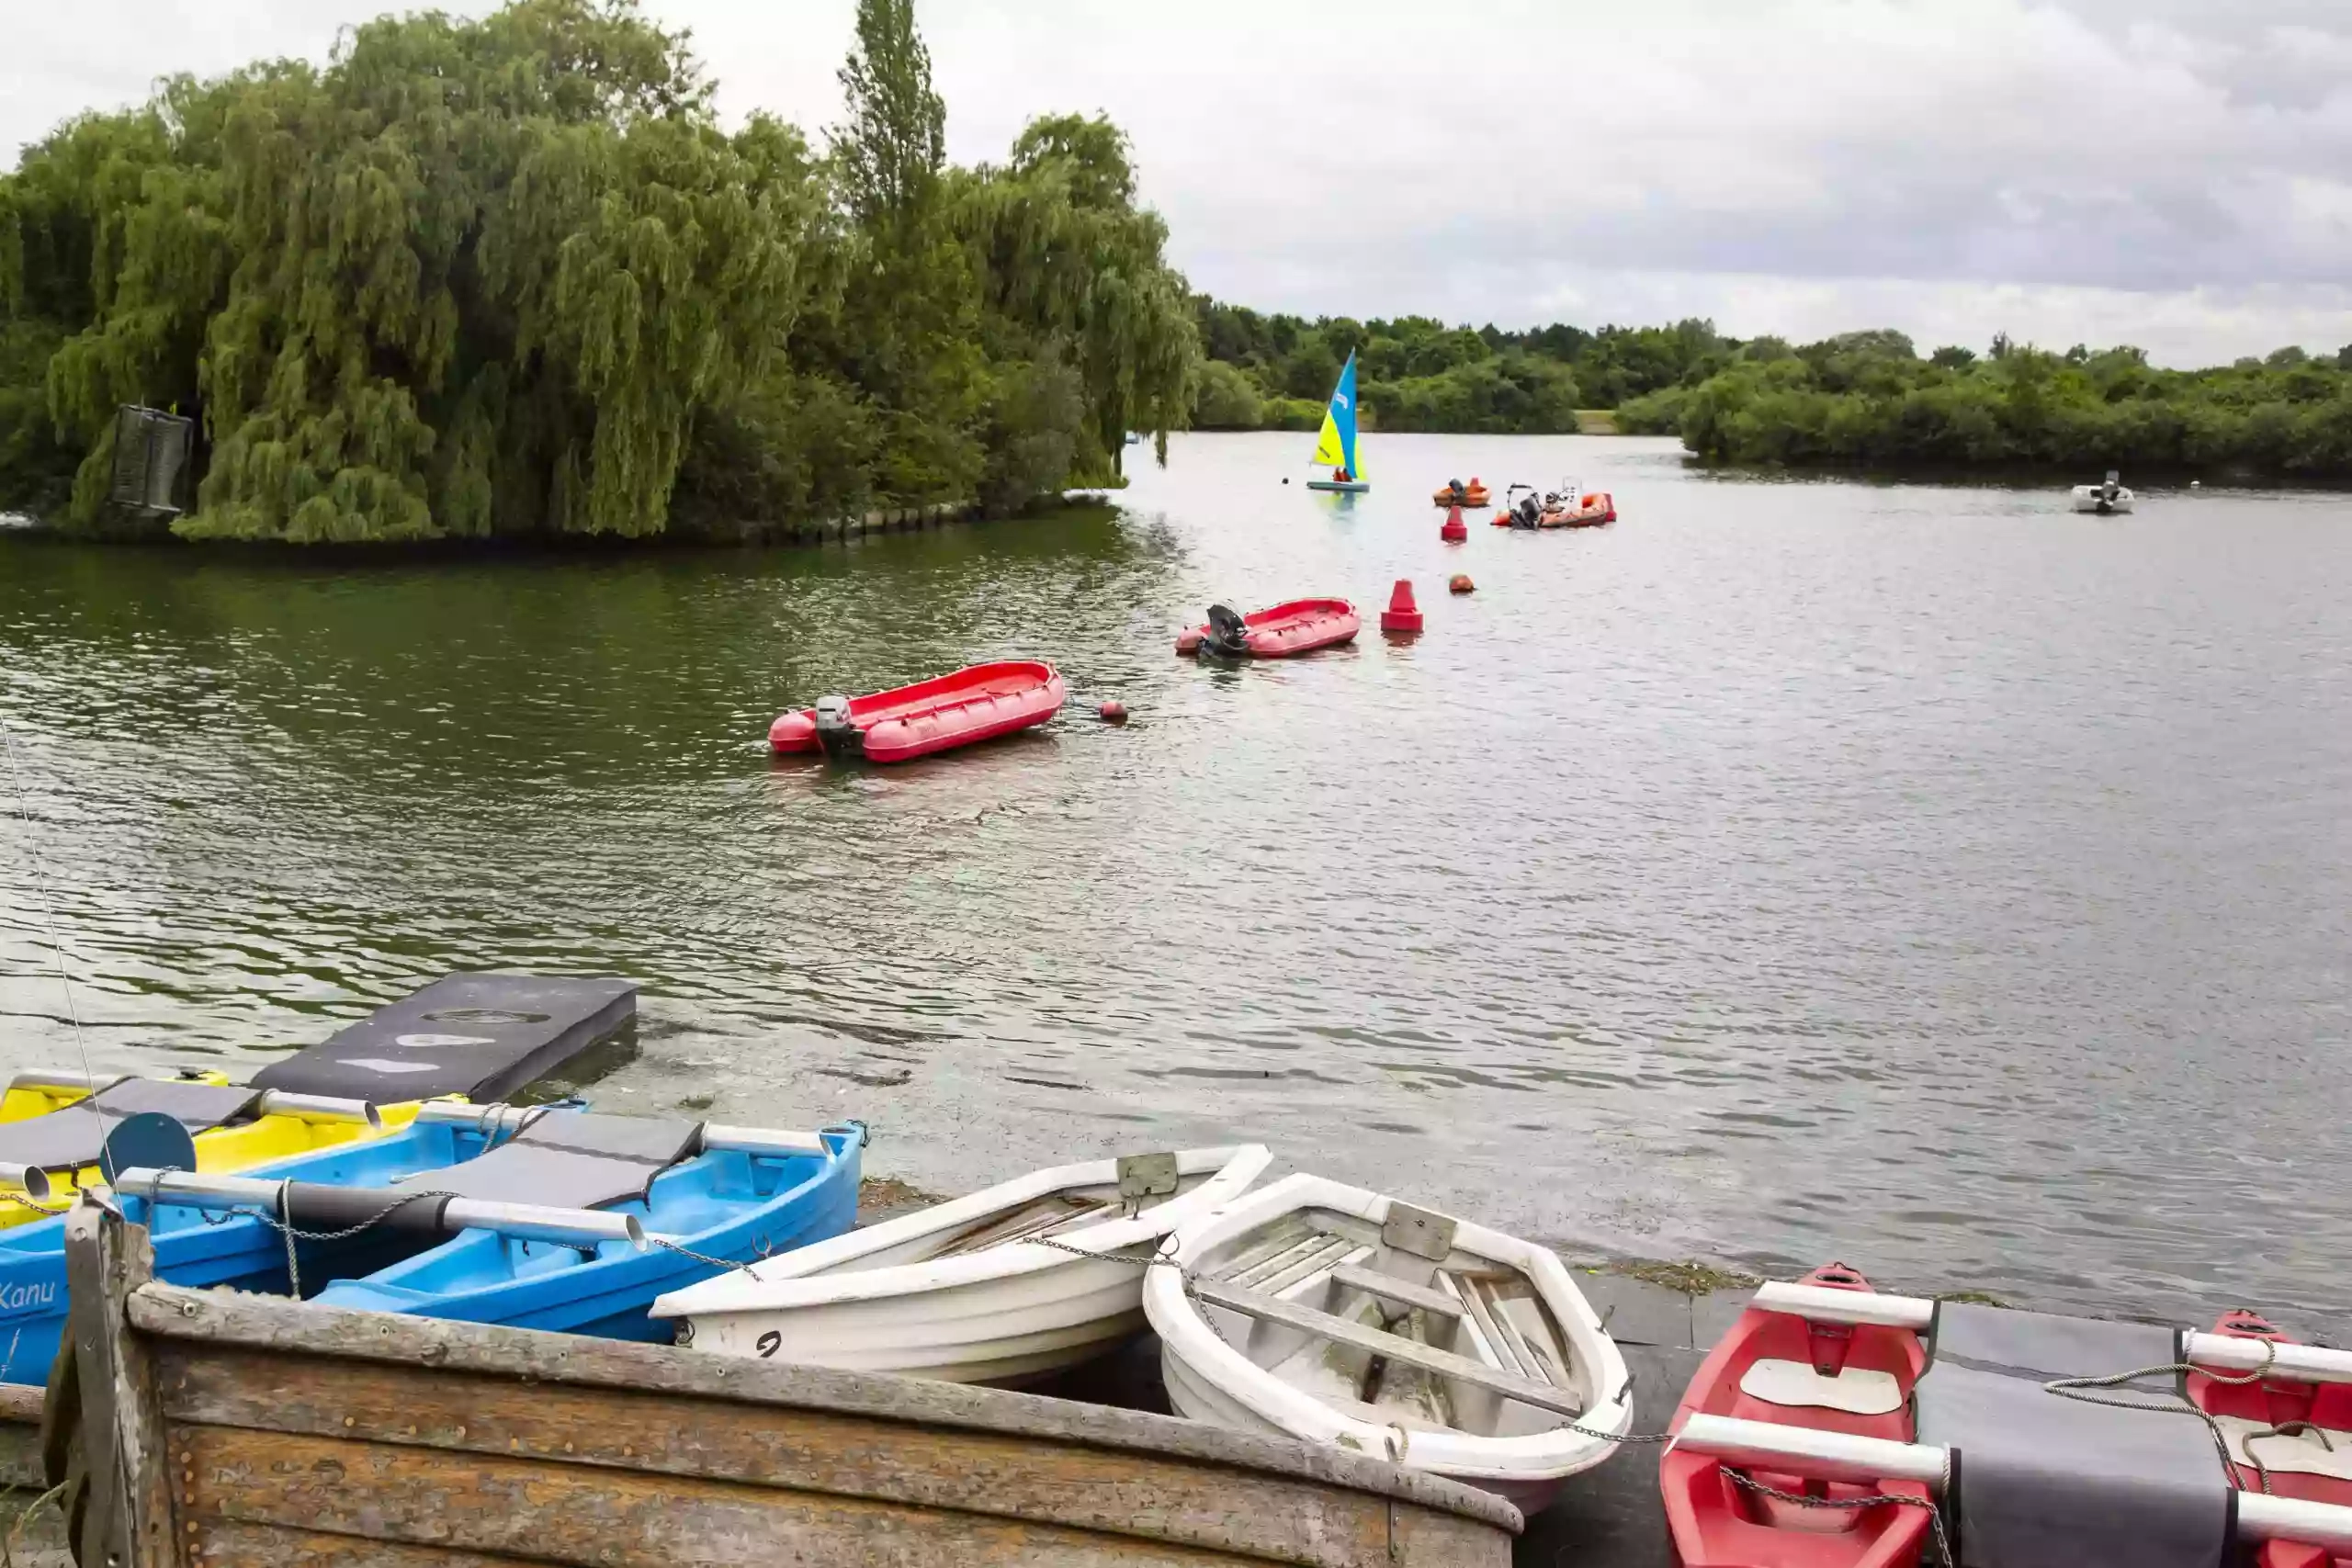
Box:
[2041, 1332, 2283, 1493]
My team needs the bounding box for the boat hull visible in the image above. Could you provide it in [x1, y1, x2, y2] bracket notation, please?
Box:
[0, 1111, 516, 1385]
[1433, 490, 1490, 508]
[2190, 1311, 2352, 1568]
[1148, 1171, 1632, 1514]
[309, 1130, 861, 1341]
[1306, 480, 1371, 493]
[770, 660, 1066, 762]
[50, 1205, 1523, 1568]
[1660, 1263, 1934, 1568]
[654, 1145, 1271, 1384]
[1182, 599, 1359, 660]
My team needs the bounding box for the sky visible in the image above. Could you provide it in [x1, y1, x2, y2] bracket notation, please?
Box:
[6, 0, 2350, 367]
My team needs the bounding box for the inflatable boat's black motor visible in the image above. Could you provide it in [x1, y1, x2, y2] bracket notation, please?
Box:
[812, 694, 865, 756]
[1198, 603, 1252, 659]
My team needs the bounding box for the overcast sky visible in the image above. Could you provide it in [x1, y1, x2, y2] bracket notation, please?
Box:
[8, 0, 2350, 366]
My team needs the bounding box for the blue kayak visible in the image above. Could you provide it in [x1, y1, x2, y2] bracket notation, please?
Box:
[300, 1123, 862, 1340]
[0, 1105, 538, 1384]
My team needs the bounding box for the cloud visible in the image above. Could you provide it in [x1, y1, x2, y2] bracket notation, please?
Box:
[6, 0, 2349, 366]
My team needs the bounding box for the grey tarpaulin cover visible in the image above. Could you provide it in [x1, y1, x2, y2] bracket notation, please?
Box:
[1916, 1302, 2232, 1568]
[2, 1078, 261, 1172]
[393, 1110, 700, 1211]
[249, 974, 637, 1103]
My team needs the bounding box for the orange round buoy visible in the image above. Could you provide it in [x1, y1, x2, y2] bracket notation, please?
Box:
[1449, 573, 1475, 594]
[1380, 579, 1424, 634]
[1099, 700, 1128, 724]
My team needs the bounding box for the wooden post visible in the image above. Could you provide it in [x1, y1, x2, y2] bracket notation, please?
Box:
[64, 1200, 176, 1568]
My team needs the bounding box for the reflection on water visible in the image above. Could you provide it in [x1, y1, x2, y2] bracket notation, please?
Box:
[6, 437, 2352, 1334]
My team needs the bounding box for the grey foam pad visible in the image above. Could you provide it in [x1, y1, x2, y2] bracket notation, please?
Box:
[1917, 1303, 2231, 1568]
[2, 1077, 260, 1172]
[394, 1109, 700, 1212]
[248, 974, 637, 1103]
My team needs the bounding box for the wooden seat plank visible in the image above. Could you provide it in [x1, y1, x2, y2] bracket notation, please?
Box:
[1190, 1278, 1587, 1422]
[1329, 1265, 1464, 1323]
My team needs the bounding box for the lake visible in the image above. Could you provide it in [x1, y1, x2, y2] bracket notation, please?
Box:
[3, 432, 2348, 1334]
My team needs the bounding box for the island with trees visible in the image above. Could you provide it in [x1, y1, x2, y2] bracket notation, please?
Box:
[0, 0, 1194, 542]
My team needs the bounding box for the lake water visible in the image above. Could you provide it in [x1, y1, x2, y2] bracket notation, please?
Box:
[3, 433, 2348, 1334]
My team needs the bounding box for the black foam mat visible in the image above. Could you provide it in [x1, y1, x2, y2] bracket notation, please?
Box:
[249, 974, 636, 1103]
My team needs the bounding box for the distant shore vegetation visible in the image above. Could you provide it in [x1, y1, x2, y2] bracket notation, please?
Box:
[1618, 332, 2352, 480]
[1188, 300, 1724, 435]
[1191, 304, 2352, 482]
[0, 0, 1194, 542]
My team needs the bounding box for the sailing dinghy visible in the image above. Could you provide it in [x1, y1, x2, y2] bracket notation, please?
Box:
[1306, 352, 1370, 492]
[652, 1145, 1272, 1384]
[1145, 1172, 1632, 1514]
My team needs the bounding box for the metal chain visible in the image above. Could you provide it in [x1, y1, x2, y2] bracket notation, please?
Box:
[1724, 1467, 1954, 1568]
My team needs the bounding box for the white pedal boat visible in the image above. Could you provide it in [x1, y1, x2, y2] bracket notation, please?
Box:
[650, 1145, 1271, 1384]
[1145, 1172, 1631, 1515]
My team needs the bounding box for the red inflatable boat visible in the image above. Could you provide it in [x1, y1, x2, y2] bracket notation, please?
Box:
[2191, 1311, 2352, 1568]
[1660, 1263, 1933, 1568]
[768, 660, 1066, 763]
[1175, 598, 1359, 659]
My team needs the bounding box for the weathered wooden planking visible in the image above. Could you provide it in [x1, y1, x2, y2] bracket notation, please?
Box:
[190, 1520, 545, 1566]
[175, 1428, 1261, 1567]
[128, 1281, 1516, 1534]
[65, 1205, 175, 1568]
[158, 1345, 1414, 1568]
[1329, 1265, 1465, 1324]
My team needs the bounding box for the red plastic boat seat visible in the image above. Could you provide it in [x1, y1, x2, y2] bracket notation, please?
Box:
[1737, 1359, 1906, 1416]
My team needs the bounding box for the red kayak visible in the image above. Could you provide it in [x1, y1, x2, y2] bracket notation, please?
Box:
[1660, 1263, 1933, 1568]
[768, 660, 1066, 763]
[1175, 598, 1359, 659]
[2190, 1311, 2352, 1568]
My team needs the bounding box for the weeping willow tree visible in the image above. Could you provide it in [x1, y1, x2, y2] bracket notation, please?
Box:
[956, 115, 1197, 480]
[0, 0, 1199, 541]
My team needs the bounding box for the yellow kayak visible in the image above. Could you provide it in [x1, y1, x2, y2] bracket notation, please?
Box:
[0, 1071, 427, 1229]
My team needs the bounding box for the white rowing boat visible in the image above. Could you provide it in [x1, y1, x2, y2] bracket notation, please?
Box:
[650, 1145, 1272, 1384]
[1145, 1171, 1631, 1514]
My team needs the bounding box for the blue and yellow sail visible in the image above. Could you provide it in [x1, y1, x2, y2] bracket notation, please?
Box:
[1310, 352, 1363, 479]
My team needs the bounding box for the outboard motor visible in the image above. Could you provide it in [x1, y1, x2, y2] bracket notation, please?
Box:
[1448, 479, 1465, 502]
[1515, 494, 1542, 529]
[1199, 603, 1252, 659]
[812, 694, 864, 757]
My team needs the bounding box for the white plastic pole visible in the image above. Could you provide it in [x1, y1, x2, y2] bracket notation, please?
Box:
[0, 1165, 53, 1200]
[698, 1124, 829, 1157]
[1672, 1415, 1951, 1488]
[108, 1168, 646, 1250]
[254, 1091, 382, 1129]
[1752, 1280, 1937, 1330]
[6, 1070, 107, 1096]
[2182, 1333, 2352, 1386]
[2241, 1494, 2352, 1552]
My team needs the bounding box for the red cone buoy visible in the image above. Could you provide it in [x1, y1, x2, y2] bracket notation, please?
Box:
[1441, 505, 1468, 543]
[1174, 626, 1203, 655]
[1449, 573, 1475, 595]
[1098, 700, 1128, 724]
[1380, 579, 1423, 634]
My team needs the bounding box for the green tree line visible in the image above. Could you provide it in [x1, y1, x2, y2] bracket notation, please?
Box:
[1187, 300, 1730, 434]
[1619, 331, 2352, 479]
[0, 0, 1195, 541]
